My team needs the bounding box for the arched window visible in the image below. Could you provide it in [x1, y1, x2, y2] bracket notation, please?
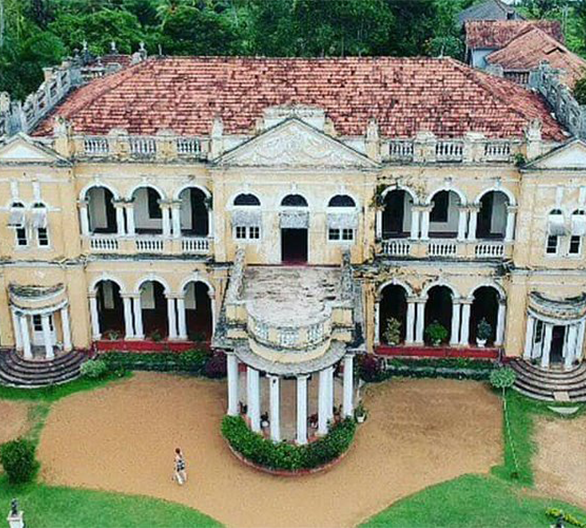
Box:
[32, 203, 49, 247]
[546, 209, 565, 255]
[234, 193, 261, 206]
[570, 210, 586, 255]
[281, 194, 308, 207]
[8, 202, 27, 247]
[328, 195, 356, 208]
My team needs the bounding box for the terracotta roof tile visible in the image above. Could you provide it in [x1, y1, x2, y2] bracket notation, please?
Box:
[487, 27, 586, 87]
[33, 56, 566, 141]
[465, 20, 563, 50]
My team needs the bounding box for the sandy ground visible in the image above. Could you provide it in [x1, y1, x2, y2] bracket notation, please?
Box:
[0, 400, 30, 445]
[37, 373, 501, 528]
[535, 414, 586, 508]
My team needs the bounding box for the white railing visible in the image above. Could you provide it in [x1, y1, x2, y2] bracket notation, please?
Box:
[176, 137, 201, 156]
[427, 240, 457, 257]
[84, 137, 110, 155]
[387, 140, 414, 161]
[181, 237, 209, 254]
[475, 242, 505, 258]
[381, 239, 411, 257]
[89, 235, 119, 251]
[436, 141, 463, 162]
[129, 137, 157, 156]
[135, 237, 164, 252]
[484, 141, 511, 162]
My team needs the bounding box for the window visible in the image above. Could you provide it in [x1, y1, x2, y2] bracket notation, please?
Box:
[147, 188, 162, 219]
[234, 226, 260, 240]
[15, 227, 27, 247]
[430, 191, 449, 222]
[235, 226, 247, 239]
[38, 228, 49, 247]
[328, 195, 356, 208]
[569, 235, 582, 255]
[32, 314, 53, 332]
[32, 204, 49, 247]
[328, 228, 340, 240]
[342, 228, 354, 240]
[329, 228, 354, 241]
[234, 193, 261, 206]
[249, 226, 260, 239]
[546, 235, 559, 255]
[281, 194, 308, 207]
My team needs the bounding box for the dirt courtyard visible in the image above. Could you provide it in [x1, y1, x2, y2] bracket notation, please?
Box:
[534, 414, 586, 509]
[0, 400, 30, 445]
[37, 373, 502, 528]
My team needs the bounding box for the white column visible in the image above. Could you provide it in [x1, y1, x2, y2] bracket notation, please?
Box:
[406, 298, 416, 344]
[457, 207, 468, 241]
[467, 206, 478, 241]
[41, 314, 54, 360]
[326, 366, 334, 422]
[209, 291, 216, 338]
[415, 300, 426, 344]
[171, 204, 182, 238]
[343, 354, 354, 417]
[374, 299, 380, 346]
[208, 208, 214, 238]
[89, 295, 101, 339]
[132, 296, 144, 339]
[576, 320, 586, 363]
[247, 367, 260, 433]
[115, 203, 126, 236]
[459, 301, 472, 346]
[125, 204, 136, 236]
[122, 296, 134, 338]
[504, 206, 517, 243]
[410, 207, 421, 240]
[226, 353, 239, 416]
[420, 207, 431, 240]
[523, 315, 536, 359]
[79, 201, 90, 236]
[541, 323, 553, 369]
[177, 297, 187, 339]
[495, 301, 506, 346]
[296, 374, 309, 445]
[20, 315, 32, 360]
[450, 300, 461, 346]
[269, 375, 281, 442]
[11, 309, 22, 351]
[565, 324, 579, 370]
[376, 210, 382, 240]
[167, 297, 177, 339]
[61, 307, 72, 352]
[318, 368, 329, 436]
[162, 205, 171, 237]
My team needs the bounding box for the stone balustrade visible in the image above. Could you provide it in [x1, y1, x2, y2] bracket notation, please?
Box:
[82, 234, 210, 256]
[379, 238, 512, 259]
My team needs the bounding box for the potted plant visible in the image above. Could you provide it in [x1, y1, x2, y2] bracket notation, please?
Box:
[424, 321, 448, 346]
[383, 317, 402, 346]
[260, 412, 270, 429]
[476, 318, 492, 348]
[308, 413, 318, 429]
[354, 403, 368, 423]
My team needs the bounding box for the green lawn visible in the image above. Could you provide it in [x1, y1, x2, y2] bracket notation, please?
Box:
[360, 474, 585, 528]
[0, 477, 221, 528]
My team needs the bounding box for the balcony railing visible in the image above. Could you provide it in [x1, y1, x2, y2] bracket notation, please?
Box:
[89, 235, 119, 252]
[427, 240, 458, 257]
[436, 141, 463, 162]
[379, 238, 509, 259]
[381, 239, 411, 257]
[182, 237, 210, 254]
[475, 241, 505, 258]
[135, 236, 165, 253]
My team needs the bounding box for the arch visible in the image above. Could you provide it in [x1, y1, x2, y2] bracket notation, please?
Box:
[470, 282, 506, 301]
[377, 278, 414, 297]
[178, 186, 209, 236]
[476, 190, 510, 240]
[135, 275, 171, 295]
[381, 188, 414, 238]
[475, 186, 516, 207]
[234, 193, 261, 207]
[80, 182, 120, 201]
[421, 281, 459, 299]
[470, 286, 501, 345]
[281, 194, 308, 207]
[89, 275, 127, 294]
[86, 186, 117, 234]
[182, 279, 213, 341]
[380, 184, 418, 204]
[379, 283, 409, 344]
[131, 185, 164, 234]
[173, 183, 211, 201]
[424, 285, 455, 344]
[328, 194, 356, 208]
[94, 279, 124, 338]
[128, 183, 166, 201]
[179, 275, 215, 296]
[426, 186, 467, 206]
[138, 279, 169, 339]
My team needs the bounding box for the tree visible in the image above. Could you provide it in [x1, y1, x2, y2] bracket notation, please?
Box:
[574, 75, 586, 106]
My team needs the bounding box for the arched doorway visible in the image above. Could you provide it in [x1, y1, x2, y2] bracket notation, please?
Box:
[382, 190, 413, 238]
[424, 286, 453, 343]
[95, 280, 124, 338]
[132, 187, 163, 234]
[429, 190, 461, 238]
[179, 187, 209, 236]
[281, 194, 308, 264]
[379, 284, 408, 344]
[183, 281, 213, 341]
[470, 286, 500, 344]
[140, 280, 168, 339]
[477, 191, 509, 239]
[87, 187, 117, 234]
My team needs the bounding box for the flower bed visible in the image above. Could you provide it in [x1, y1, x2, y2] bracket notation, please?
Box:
[221, 415, 356, 473]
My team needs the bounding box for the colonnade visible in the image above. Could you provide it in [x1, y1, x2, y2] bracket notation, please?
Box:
[226, 353, 355, 444]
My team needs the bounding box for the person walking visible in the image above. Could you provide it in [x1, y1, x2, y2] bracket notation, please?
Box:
[173, 447, 187, 485]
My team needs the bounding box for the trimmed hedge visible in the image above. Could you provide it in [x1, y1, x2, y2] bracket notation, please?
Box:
[221, 415, 356, 471]
[547, 508, 586, 528]
[0, 438, 39, 484]
[100, 350, 225, 378]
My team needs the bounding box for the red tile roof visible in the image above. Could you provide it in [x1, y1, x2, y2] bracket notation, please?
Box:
[465, 20, 563, 50]
[487, 27, 586, 87]
[33, 56, 566, 140]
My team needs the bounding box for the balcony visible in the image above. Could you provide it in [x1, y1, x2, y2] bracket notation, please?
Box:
[379, 238, 511, 260]
[82, 235, 211, 256]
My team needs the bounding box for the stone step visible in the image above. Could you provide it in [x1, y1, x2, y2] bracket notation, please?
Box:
[510, 367, 586, 391]
[6, 350, 86, 368]
[510, 359, 586, 380]
[0, 353, 85, 377]
[0, 366, 82, 388]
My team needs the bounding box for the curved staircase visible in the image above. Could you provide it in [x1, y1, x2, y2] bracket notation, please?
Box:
[509, 358, 586, 402]
[0, 349, 89, 388]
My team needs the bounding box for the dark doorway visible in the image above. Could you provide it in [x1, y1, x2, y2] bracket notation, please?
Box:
[185, 282, 213, 341]
[424, 286, 453, 343]
[551, 326, 565, 364]
[96, 280, 124, 337]
[379, 285, 408, 343]
[382, 190, 409, 238]
[281, 228, 308, 263]
[470, 287, 499, 344]
[182, 188, 209, 236]
[141, 281, 168, 339]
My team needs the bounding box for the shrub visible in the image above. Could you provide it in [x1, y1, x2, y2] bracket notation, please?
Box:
[476, 318, 492, 341]
[383, 317, 402, 345]
[203, 351, 227, 378]
[490, 366, 516, 390]
[0, 438, 39, 484]
[574, 76, 586, 106]
[80, 359, 109, 379]
[546, 508, 586, 528]
[177, 349, 211, 372]
[357, 354, 383, 382]
[221, 415, 356, 471]
[425, 321, 448, 345]
[100, 350, 212, 374]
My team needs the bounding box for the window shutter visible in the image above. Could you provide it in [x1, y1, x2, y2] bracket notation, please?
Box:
[8, 207, 25, 227]
[32, 207, 48, 229]
[572, 214, 586, 236]
[548, 212, 566, 236]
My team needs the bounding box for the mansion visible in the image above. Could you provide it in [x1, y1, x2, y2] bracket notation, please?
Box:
[1, 54, 586, 430]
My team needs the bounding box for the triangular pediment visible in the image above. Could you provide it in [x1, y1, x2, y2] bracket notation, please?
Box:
[0, 133, 63, 164]
[216, 118, 378, 169]
[526, 139, 586, 170]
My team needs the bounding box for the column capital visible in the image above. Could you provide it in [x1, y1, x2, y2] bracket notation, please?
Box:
[77, 199, 89, 208]
[406, 295, 420, 304]
[413, 296, 428, 304]
[120, 292, 136, 299]
[506, 204, 519, 213]
[466, 204, 481, 213]
[460, 297, 474, 305]
[413, 204, 433, 213]
[268, 373, 280, 381]
[344, 352, 356, 359]
[296, 373, 310, 380]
